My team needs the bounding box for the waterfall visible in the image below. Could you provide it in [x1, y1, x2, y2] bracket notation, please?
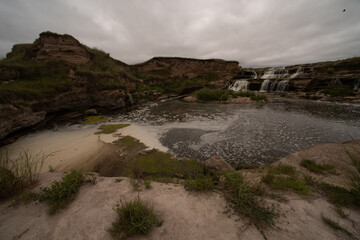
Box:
[228, 80, 249, 92]
[270, 80, 278, 91]
[252, 70, 258, 79]
[290, 67, 304, 79]
[259, 79, 271, 92]
[261, 68, 275, 79]
[261, 67, 288, 79]
[277, 80, 289, 92]
[354, 79, 360, 91]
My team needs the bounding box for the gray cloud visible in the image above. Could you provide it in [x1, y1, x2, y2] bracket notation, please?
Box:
[0, 0, 359, 67]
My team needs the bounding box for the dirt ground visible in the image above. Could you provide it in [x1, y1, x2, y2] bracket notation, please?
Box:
[1, 140, 360, 239]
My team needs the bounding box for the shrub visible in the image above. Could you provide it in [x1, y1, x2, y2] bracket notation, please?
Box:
[108, 197, 162, 239]
[0, 149, 49, 199]
[321, 86, 353, 97]
[268, 164, 296, 175]
[38, 170, 84, 214]
[195, 88, 229, 101]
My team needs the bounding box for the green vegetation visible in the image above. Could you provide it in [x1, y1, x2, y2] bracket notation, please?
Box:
[96, 123, 130, 134]
[116, 136, 147, 153]
[267, 164, 297, 175]
[8, 190, 38, 207]
[114, 178, 123, 183]
[261, 164, 311, 195]
[38, 170, 84, 214]
[262, 173, 310, 195]
[224, 171, 278, 228]
[334, 205, 349, 219]
[184, 175, 215, 191]
[319, 183, 357, 207]
[144, 179, 152, 189]
[132, 149, 204, 179]
[0, 149, 48, 199]
[195, 88, 230, 101]
[321, 86, 353, 97]
[321, 215, 353, 236]
[84, 115, 109, 124]
[250, 94, 268, 102]
[108, 197, 162, 239]
[300, 159, 335, 174]
[229, 90, 256, 98]
[130, 178, 141, 191]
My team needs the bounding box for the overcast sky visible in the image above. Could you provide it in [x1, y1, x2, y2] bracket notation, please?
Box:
[0, 0, 359, 67]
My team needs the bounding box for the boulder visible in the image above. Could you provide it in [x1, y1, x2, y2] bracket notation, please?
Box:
[204, 155, 233, 172]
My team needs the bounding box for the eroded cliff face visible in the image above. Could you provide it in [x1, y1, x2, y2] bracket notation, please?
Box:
[30, 32, 91, 65]
[134, 57, 239, 79]
[0, 32, 135, 143]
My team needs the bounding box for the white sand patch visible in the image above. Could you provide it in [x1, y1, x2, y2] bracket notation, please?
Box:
[6, 125, 110, 173]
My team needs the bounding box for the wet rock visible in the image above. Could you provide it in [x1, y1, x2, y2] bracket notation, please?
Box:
[204, 155, 233, 172]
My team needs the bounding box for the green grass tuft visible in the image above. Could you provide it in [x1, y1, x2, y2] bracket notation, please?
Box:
[96, 123, 130, 134]
[38, 170, 84, 214]
[184, 175, 215, 191]
[262, 173, 310, 195]
[108, 197, 162, 239]
[321, 215, 353, 236]
[268, 164, 296, 176]
[300, 159, 335, 174]
[224, 171, 278, 228]
[0, 149, 49, 199]
[84, 115, 109, 124]
[319, 183, 357, 207]
[334, 205, 350, 219]
[144, 179, 152, 189]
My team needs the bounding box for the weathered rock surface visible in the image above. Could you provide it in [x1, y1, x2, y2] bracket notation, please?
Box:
[204, 155, 234, 172]
[0, 105, 46, 141]
[30, 32, 91, 65]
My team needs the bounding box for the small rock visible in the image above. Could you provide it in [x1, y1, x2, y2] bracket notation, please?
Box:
[204, 155, 234, 172]
[84, 109, 97, 115]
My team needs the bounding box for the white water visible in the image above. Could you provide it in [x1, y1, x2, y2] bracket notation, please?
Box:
[251, 70, 257, 79]
[259, 79, 271, 92]
[277, 80, 289, 92]
[290, 66, 304, 79]
[261, 67, 288, 79]
[228, 80, 249, 92]
[354, 79, 360, 91]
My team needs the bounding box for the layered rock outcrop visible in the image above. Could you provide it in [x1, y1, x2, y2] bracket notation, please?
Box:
[30, 32, 91, 65]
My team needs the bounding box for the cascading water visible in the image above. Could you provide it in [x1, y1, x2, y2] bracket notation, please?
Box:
[259, 79, 271, 92]
[277, 80, 289, 92]
[261, 67, 288, 79]
[270, 80, 278, 91]
[261, 68, 275, 79]
[290, 66, 304, 79]
[228, 80, 249, 92]
[252, 70, 258, 79]
[354, 79, 360, 91]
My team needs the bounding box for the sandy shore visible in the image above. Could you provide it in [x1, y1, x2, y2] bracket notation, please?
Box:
[6, 123, 168, 173]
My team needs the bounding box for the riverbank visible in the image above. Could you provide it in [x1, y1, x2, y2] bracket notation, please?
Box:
[1, 139, 360, 240]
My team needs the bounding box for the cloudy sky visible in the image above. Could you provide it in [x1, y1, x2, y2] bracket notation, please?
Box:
[0, 0, 359, 67]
